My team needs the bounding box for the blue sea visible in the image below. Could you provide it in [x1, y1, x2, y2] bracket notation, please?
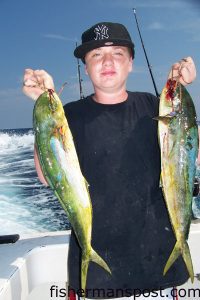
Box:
[0, 128, 70, 235]
[0, 128, 200, 236]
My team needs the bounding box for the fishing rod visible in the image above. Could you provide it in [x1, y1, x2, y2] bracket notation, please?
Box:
[133, 8, 160, 98]
[133, 9, 200, 199]
[76, 42, 84, 99]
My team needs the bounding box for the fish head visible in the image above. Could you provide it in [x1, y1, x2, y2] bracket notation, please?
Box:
[159, 79, 198, 129]
[165, 79, 182, 113]
[33, 89, 65, 133]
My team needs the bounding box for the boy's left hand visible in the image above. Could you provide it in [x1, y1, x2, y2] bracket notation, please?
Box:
[168, 56, 196, 85]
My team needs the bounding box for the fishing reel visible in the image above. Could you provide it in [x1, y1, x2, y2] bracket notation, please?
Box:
[193, 177, 199, 197]
[192, 177, 200, 220]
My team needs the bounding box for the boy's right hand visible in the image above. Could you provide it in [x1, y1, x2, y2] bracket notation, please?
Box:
[22, 68, 55, 100]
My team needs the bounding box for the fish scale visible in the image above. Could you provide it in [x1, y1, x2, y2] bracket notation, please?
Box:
[157, 80, 198, 282]
[33, 90, 111, 295]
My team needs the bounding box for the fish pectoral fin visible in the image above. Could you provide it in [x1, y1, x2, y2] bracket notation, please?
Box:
[58, 125, 65, 136]
[163, 240, 194, 282]
[153, 113, 176, 124]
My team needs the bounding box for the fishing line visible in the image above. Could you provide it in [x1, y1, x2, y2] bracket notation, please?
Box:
[76, 42, 84, 99]
[133, 8, 160, 98]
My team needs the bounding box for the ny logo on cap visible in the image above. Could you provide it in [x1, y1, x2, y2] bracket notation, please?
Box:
[94, 25, 109, 40]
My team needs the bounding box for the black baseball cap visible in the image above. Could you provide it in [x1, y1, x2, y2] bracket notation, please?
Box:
[74, 22, 135, 61]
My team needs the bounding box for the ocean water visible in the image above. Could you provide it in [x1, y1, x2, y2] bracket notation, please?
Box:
[0, 128, 70, 235]
[0, 128, 200, 236]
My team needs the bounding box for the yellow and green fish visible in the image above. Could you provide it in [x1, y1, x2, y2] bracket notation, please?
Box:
[33, 89, 111, 293]
[157, 79, 198, 282]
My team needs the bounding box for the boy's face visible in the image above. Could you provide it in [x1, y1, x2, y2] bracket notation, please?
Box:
[84, 46, 133, 93]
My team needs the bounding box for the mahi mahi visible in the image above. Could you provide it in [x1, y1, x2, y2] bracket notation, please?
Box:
[33, 89, 111, 293]
[158, 79, 198, 282]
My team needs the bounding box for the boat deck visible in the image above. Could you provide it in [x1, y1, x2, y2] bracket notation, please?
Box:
[0, 230, 70, 300]
[0, 225, 199, 300]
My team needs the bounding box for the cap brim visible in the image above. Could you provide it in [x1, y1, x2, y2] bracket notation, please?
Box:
[74, 39, 135, 59]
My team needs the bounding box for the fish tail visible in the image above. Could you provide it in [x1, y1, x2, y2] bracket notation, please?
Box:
[90, 248, 112, 274]
[163, 240, 194, 282]
[163, 241, 181, 276]
[81, 249, 111, 297]
[81, 251, 90, 298]
[182, 241, 194, 283]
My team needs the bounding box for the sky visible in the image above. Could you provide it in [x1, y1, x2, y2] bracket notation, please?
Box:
[0, 0, 200, 129]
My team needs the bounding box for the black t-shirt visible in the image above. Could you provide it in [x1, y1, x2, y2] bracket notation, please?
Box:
[63, 91, 188, 299]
